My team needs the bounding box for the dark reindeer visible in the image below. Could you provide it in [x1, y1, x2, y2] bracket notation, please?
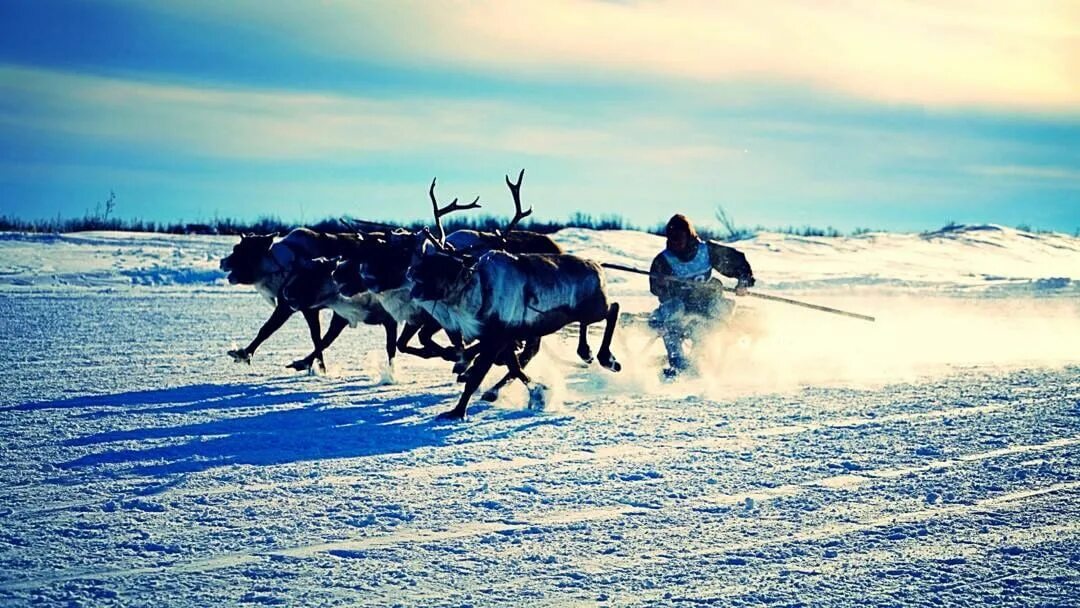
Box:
[409, 240, 622, 420]
[277, 256, 399, 371]
[339, 179, 485, 366]
[219, 228, 395, 372]
[331, 227, 464, 365]
[401, 171, 621, 418]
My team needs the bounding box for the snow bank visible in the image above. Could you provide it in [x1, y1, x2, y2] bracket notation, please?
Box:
[0, 225, 1076, 296]
[0, 231, 233, 291]
[560, 224, 1080, 296]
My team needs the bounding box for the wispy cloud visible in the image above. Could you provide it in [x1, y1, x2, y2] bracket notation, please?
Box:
[968, 164, 1080, 185]
[0, 65, 480, 159]
[0, 64, 749, 167]
[128, 0, 1079, 111]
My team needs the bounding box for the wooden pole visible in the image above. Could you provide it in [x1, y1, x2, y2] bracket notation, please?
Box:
[600, 262, 876, 323]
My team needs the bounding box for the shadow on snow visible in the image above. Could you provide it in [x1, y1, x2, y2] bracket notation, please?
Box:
[49, 381, 564, 478]
[1, 377, 306, 414]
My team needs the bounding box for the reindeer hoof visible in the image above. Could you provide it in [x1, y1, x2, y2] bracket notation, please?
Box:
[456, 366, 475, 384]
[599, 354, 621, 372]
[452, 360, 469, 375]
[577, 348, 593, 364]
[481, 389, 499, 402]
[228, 349, 251, 364]
[286, 358, 311, 372]
[437, 408, 466, 421]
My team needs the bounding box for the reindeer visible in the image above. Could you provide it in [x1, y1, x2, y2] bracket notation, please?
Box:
[409, 239, 622, 419]
[331, 228, 464, 366]
[219, 228, 395, 372]
[277, 256, 399, 372]
[338, 171, 575, 401]
[332, 179, 487, 368]
[444, 170, 565, 401]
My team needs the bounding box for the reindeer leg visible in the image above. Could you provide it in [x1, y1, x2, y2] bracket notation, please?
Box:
[394, 321, 423, 357]
[384, 319, 398, 367]
[396, 321, 455, 360]
[231, 302, 294, 364]
[417, 322, 457, 361]
[597, 302, 622, 372]
[445, 330, 473, 375]
[482, 337, 541, 402]
[321, 312, 349, 349]
[576, 322, 593, 363]
[439, 341, 502, 420]
[455, 347, 486, 384]
[296, 308, 326, 372]
[455, 341, 484, 381]
[480, 371, 514, 402]
[288, 312, 349, 371]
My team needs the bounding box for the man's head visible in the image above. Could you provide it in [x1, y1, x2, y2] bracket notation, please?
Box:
[665, 214, 698, 258]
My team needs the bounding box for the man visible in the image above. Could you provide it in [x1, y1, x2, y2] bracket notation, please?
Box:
[649, 214, 755, 378]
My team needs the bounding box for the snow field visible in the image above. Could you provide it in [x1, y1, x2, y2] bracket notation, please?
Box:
[0, 226, 1077, 606]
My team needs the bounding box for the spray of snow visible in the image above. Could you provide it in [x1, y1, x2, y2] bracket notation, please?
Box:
[521, 352, 567, 413]
[362, 351, 397, 385]
[690, 296, 1078, 397]
[562, 295, 1080, 402]
[480, 349, 569, 414]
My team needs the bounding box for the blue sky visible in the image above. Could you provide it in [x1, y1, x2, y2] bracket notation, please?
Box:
[1, 0, 1077, 233]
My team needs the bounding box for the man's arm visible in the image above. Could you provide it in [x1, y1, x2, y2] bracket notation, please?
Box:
[649, 253, 677, 299]
[706, 241, 755, 288]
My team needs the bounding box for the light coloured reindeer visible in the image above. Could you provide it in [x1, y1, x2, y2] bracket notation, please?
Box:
[409, 206, 622, 420]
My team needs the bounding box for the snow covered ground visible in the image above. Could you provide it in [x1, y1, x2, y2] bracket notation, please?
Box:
[1, 226, 1078, 606]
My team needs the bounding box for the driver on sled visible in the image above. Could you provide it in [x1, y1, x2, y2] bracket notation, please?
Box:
[649, 214, 755, 378]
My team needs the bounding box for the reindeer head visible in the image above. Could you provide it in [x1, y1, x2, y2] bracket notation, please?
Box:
[323, 230, 394, 297]
[358, 231, 426, 294]
[408, 241, 478, 302]
[219, 233, 275, 285]
[350, 177, 482, 296]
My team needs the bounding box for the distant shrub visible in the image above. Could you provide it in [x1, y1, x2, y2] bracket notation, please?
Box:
[10, 197, 1058, 239]
[0, 210, 639, 237]
[1014, 223, 1058, 235]
[919, 221, 966, 238]
[777, 225, 842, 238]
[711, 206, 756, 242]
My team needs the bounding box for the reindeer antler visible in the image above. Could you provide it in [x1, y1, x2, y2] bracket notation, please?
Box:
[504, 168, 532, 234]
[429, 177, 481, 244]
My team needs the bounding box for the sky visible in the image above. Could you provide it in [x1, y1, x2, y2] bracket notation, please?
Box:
[0, 0, 1077, 233]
